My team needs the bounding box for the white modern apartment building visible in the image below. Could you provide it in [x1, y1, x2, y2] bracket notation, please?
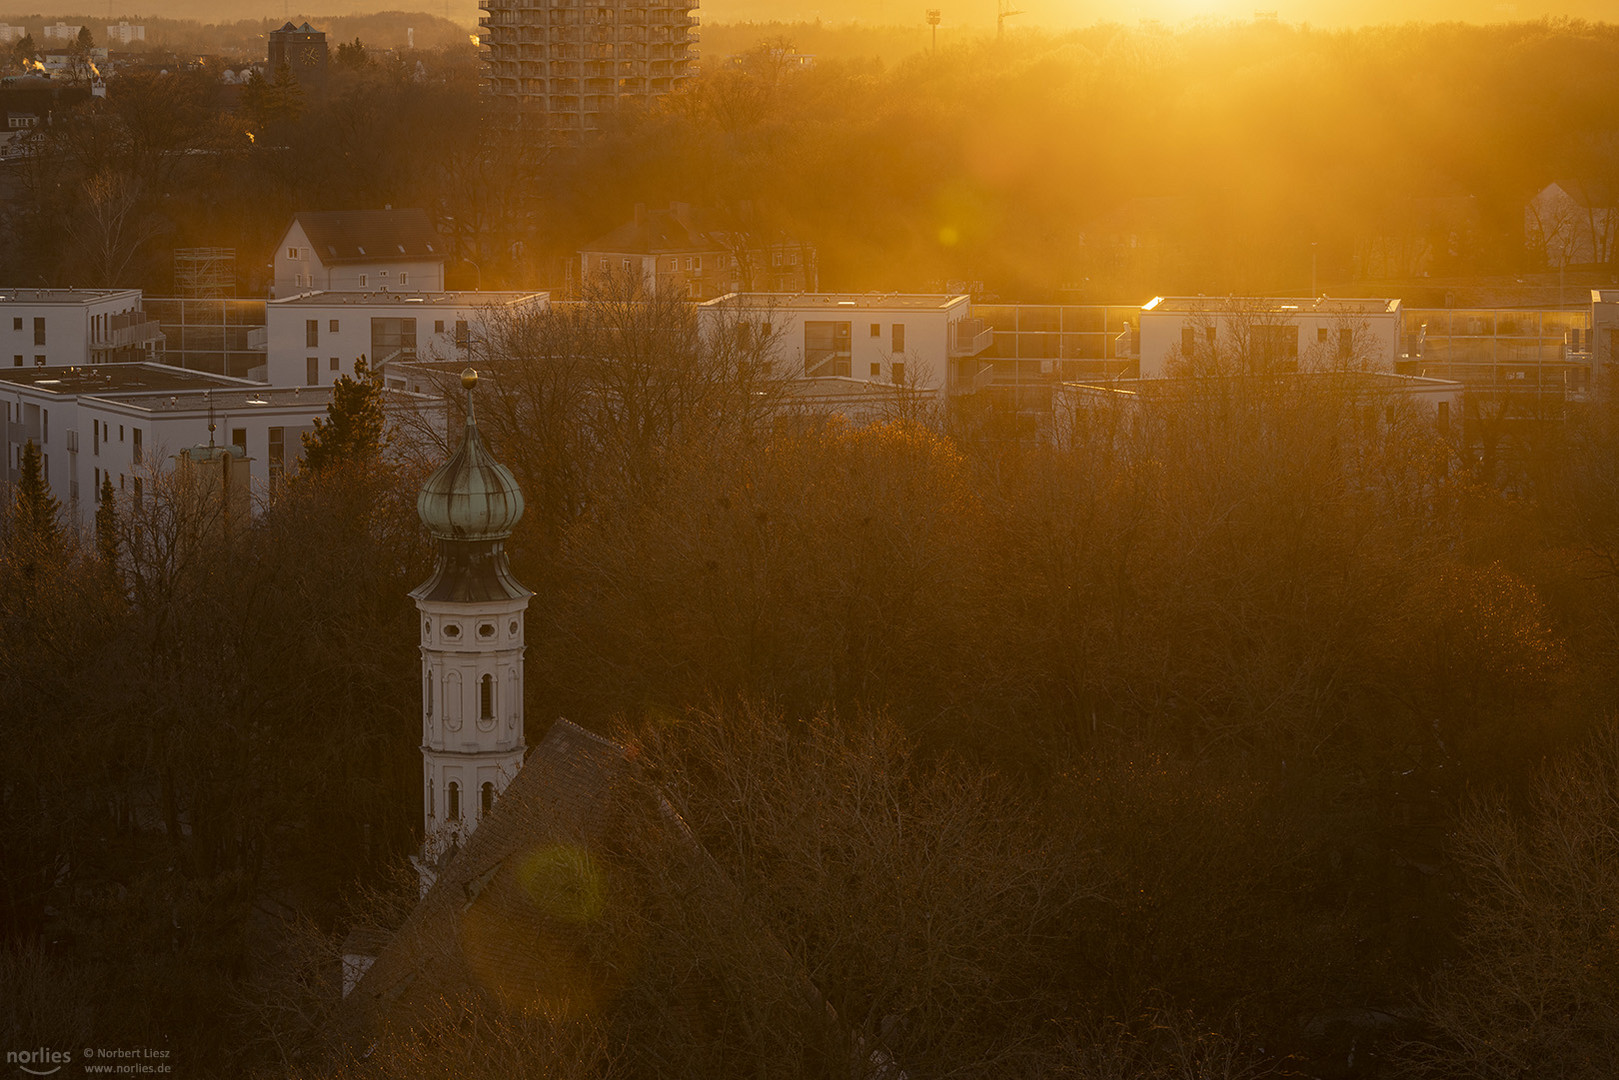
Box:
[698, 292, 996, 397]
[1138, 296, 1402, 378]
[40, 22, 83, 41]
[1, 289, 164, 368]
[272, 210, 448, 298]
[1, 363, 445, 529]
[264, 290, 548, 387]
[105, 21, 145, 44]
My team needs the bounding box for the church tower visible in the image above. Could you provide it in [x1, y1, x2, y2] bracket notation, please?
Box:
[412, 369, 529, 872]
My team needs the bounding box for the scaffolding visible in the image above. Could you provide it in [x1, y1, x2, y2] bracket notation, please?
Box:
[173, 248, 237, 298]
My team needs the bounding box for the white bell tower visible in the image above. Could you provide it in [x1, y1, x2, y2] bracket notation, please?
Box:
[411, 369, 530, 881]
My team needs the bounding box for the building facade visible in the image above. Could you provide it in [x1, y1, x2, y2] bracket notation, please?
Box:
[479, 0, 697, 138]
[264, 289, 547, 387]
[273, 209, 446, 298]
[267, 21, 328, 84]
[700, 292, 995, 397]
[105, 22, 145, 44]
[580, 202, 816, 298]
[1138, 296, 1402, 379]
[1, 289, 163, 368]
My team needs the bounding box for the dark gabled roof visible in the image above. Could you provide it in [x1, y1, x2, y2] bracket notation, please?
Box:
[289, 209, 445, 266]
[345, 719, 634, 1022]
[582, 205, 731, 257]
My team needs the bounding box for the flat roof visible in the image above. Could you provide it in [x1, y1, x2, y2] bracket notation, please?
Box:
[0, 288, 142, 305]
[269, 290, 546, 307]
[88, 384, 437, 414]
[701, 292, 969, 311]
[1142, 296, 1401, 316]
[0, 363, 253, 396]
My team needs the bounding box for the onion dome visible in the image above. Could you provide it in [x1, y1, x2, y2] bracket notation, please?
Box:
[417, 370, 524, 542]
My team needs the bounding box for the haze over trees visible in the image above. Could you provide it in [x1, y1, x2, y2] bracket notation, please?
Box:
[6, 12, 1619, 1079]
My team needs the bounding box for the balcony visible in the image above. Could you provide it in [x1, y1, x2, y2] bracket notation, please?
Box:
[948, 317, 994, 357]
[92, 314, 164, 351]
[247, 327, 269, 351]
[949, 358, 996, 395]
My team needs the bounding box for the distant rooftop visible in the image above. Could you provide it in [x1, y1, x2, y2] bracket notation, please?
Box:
[0, 363, 250, 396]
[269, 290, 546, 307]
[702, 292, 969, 311]
[290, 209, 443, 265]
[1143, 296, 1401, 316]
[88, 385, 340, 414]
[0, 288, 142, 305]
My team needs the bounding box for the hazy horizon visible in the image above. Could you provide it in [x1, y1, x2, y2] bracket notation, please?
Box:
[3, 0, 1618, 34]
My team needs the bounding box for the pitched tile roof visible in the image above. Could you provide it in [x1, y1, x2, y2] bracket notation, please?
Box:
[290, 209, 445, 266]
[344, 719, 635, 1024]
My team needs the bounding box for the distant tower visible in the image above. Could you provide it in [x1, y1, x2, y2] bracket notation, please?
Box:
[267, 21, 328, 85]
[412, 369, 529, 882]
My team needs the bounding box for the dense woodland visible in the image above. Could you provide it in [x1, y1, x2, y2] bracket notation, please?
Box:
[3, 276, 1619, 1077]
[7, 15, 1619, 1080]
[4, 18, 1619, 299]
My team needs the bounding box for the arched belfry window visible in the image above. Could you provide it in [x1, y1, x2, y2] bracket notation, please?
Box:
[481, 781, 494, 818]
[447, 781, 461, 821]
[480, 674, 494, 721]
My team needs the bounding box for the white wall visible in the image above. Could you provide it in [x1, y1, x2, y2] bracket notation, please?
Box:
[1138, 300, 1401, 378]
[1, 290, 144, 368]
[264, 294, 545, 387]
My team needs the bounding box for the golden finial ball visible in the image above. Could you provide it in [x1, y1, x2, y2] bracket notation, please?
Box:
[461, 368, 479, 390]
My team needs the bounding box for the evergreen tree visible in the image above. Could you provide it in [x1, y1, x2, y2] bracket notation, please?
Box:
[94, 476, 119, 573]
[301, 357, 386, 473]
[335, 37, 369, 69]
[14, 33, 37, 64]
[12, 440, 60, 549]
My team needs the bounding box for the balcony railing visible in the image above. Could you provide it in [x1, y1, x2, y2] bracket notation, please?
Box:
[949, 358, 996, 395]
[948, 317, 994, 357]
[91, 314, 164, 350]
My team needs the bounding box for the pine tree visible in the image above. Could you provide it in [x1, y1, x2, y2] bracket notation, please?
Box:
[95, 475, 119, 572]
[12, 439, 61, 549]
[301, 357, 386, 473]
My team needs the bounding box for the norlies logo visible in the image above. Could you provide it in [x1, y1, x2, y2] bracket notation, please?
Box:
[6, 1049, 72, 1077]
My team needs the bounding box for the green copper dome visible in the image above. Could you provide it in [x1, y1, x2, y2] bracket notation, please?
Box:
[417, 370, 525, 542]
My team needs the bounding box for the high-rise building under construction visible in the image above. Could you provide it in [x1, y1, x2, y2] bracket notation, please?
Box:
[479, 0, 698, 137]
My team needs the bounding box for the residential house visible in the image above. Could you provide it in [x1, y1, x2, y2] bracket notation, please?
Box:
[1138, 296, 1402, 378]
[580, 203, 816, 300]
[0, 288, 163, 368]
[1525, 181, 1617, 268]
[272, 209, 447, 298]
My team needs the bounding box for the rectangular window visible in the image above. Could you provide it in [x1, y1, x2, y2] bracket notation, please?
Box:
[455, 319, 469, 346]
[232, 428, 247, 454]
[684, 257, 693, 271]
[307, 319, 319, 347]
[870, 323, 881, 338]
[33, 317, 45, 346]
[288, 247, 299, 259]
[892, 361, 906, 385]
[1338, 327, 1354, 359]
[131, 427, 141, 464]
[359, 274, 368, 287]
[1182, 327, 1196, 353]
[42, 409, 48, 443]
[380, 270, 390, 280]
[891, 324, 905, 354]
[371, 317, 418, 364]
[1437, 400, 1450, 429]
[1317, 327, 1329, 343]
[119, 424, 124, 441]
[11, 317, 19, 331]
[399, 272, 408, 286]
[92, 421, 99, 455]
[693, 256, 702, 271]
[12, 355, 19, 367]
[329, 319, 339, 333]
[435, 320, 445, 334]
[623, 258, 632, 272]
[269, 427, 285, 487]
[804, 321, 852, 377]
[33, 355, 44, 367]
[870, 362, 881, 376]
[307, 357, 318, 385]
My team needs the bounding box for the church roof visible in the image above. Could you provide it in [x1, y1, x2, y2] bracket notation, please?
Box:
[344, 719, 635, 1020]
[289, 208, 444, 266]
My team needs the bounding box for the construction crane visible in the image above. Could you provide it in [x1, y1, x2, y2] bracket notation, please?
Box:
[997, 0, 1024, 39]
